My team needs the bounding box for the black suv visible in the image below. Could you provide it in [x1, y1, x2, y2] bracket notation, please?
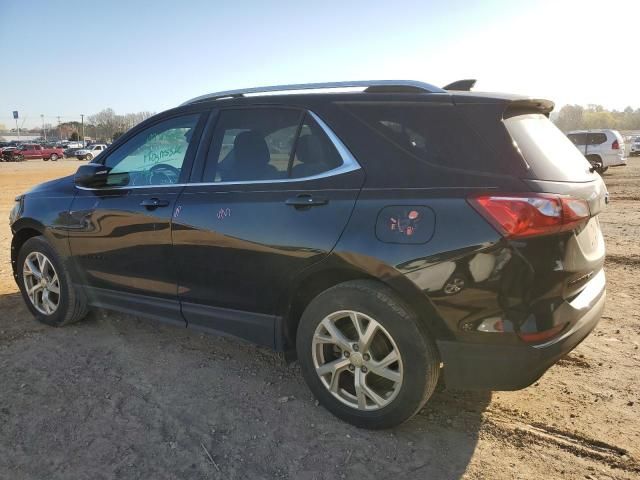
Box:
[10, 80, 607, 429]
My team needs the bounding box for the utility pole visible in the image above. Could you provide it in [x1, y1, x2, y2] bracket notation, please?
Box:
[41, 114, 47, 141]
[57, 116, 61, 141]
[80, 114, 85, 145]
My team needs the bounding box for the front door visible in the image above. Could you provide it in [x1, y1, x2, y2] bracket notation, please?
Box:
[172, 107, 364, 346]
[67, 112, 205, 325]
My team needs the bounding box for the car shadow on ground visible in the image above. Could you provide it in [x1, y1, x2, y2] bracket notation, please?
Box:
[0, 293, 491, 479]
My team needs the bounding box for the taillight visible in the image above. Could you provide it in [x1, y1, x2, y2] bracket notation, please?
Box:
[469, 194, 590, 239]
[612, 139, 620, 150]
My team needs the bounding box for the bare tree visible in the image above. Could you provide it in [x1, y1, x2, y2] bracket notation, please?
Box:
[88, 109, 155, 141]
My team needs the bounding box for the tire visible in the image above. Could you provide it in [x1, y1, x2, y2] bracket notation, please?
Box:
[85, 154, 93, 161]
[50, 153, 58, 161]
[296, 280, 440, 429]
[16, 154, 24, 162]
[17, 236, 89, 327]
[586, 155, 602, 172]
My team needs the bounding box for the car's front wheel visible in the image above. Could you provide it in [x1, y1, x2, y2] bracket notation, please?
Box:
[17, 236, 89, 327]
[85, 153, 93, 161]
[296, 280, 440, 429]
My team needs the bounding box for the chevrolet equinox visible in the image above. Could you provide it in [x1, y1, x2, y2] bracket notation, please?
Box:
[10, 80, 607, 429]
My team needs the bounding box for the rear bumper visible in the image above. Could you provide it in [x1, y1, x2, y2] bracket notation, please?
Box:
[602, 154, 626, 167]
[437, 286, 605, 391]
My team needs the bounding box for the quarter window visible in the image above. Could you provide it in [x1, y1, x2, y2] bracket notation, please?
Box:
[103, 114, 200, 187]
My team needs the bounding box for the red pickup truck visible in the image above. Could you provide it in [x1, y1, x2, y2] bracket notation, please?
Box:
[11, 144, 65, 162]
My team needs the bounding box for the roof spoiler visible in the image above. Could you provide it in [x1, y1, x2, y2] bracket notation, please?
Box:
[443, 79, 477, 91]
[504, 98, 555, 118]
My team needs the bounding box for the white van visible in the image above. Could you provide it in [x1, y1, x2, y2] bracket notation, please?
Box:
[567, 129, 626, 172]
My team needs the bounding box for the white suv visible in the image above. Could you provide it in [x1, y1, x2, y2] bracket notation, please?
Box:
[75, 144, 107, 161]
[566, 129, 626, 172]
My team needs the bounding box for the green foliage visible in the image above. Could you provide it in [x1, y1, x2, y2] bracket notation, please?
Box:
[553, 105, 640, 132]
[69, 132, 79, 141]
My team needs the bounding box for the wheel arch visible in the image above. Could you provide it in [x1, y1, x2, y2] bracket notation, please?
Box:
[279, 256, 450, 357]
[11, 221, 45, 279]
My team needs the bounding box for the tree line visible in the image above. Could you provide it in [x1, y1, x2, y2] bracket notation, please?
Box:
[552, 105, 640, 133]
[37, 109, 154, 142]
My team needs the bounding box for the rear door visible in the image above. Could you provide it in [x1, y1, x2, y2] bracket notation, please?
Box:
[587, 132, 607, 159]
[67, 111, 206, 324]
[172, 106, 364, 346]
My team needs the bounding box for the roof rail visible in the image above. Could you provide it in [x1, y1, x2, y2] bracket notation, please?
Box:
[181, 80, 446, 105]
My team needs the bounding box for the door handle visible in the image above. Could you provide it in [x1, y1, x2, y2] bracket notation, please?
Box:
[285, 194, 328, 209]
[140, 198, 170, 209]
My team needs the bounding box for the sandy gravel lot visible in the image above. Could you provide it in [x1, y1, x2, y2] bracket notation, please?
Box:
[0, 158, 638, 479]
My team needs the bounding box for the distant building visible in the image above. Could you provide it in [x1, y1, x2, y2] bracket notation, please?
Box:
[0, 134, 40, 142]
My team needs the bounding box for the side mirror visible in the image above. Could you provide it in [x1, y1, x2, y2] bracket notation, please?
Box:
[74, 163, 111, 188]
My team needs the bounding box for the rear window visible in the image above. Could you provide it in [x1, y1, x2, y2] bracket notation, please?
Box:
[342, 103, 518, 174]
[504, 114, 594, 182]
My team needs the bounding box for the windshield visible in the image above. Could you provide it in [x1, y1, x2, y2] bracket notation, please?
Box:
[504, 114, 595, 182]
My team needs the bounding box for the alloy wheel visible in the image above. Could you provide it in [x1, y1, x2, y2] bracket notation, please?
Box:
[22, 251, 60, 315]
[312, 310, 403, 411]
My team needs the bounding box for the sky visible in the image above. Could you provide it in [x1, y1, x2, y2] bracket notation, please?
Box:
[1, 0, 639, 129]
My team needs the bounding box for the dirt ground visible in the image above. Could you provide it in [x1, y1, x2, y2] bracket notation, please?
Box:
[0, 158, 638, 480]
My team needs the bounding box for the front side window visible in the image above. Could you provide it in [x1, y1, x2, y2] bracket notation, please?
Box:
[568, 133, 587, 145]
[203, 108, 344, 182]
[103, 114, 200, 186]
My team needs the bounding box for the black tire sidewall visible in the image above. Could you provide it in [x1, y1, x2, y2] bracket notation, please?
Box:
[17, 236, 73, 327]
[297, 281, 439, 429]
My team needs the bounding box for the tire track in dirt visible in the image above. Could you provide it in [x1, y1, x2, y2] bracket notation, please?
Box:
[605, 254, 640, 268]
[556, 354, 591, 369]
[611, 195, 640, 201]
[483, 408, 640, 474]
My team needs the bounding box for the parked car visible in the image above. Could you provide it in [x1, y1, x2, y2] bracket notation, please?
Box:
[63, 146, 84, 158]
[566, 129, 626, 172]
[75, 143, 107, 161]
[10, 80, 607, 429]
[630, 136, 640, 156]
[0, 146, 19, 161]
[9, 143, 65, 161]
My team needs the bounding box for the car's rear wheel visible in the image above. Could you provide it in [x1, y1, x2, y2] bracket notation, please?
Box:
[16, 154, 24, 162]
[50, 153, 58, 161]
[296, 280, 440, 429]
[17, 236, 89, 327]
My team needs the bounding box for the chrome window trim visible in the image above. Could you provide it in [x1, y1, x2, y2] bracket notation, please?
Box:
[75, 110, 361, 191]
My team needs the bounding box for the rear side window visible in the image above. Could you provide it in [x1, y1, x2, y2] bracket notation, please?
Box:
[504, 114, 594, 182]
[290, 116, 343, 179]
[341, 103, 512, 174]
[588, 133, 607, 145]
[203, 108, 344, 182]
